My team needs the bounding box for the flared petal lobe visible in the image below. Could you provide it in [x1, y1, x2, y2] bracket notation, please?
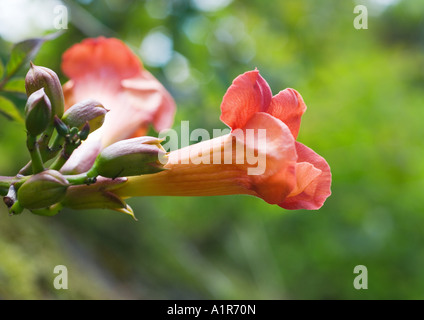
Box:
[267, 88, 307, 139]
[219, 69, 330, 209]
[279, 142, 332, 210]
[220, 69, 272, 130]
[240, 112, 297, 204]
[220, 70, 306, 139]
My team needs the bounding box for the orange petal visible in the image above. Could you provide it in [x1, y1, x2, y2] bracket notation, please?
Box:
[279, 142, 332, 210]
[241, 112, 297, 204]
[267, 88, 307, 139]
[220, 69, 272, 130]
[61, 37, 142, 82]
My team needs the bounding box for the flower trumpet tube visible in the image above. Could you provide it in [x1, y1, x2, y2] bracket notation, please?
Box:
[60, 37, 176, 174]
[114, 112, 298, 205]
[113, 70, 332, 210]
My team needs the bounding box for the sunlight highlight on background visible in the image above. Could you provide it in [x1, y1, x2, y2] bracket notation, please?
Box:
[0, 0, 63, 42]
[139, 29, 173, 67]
[191, 0, 233, 12]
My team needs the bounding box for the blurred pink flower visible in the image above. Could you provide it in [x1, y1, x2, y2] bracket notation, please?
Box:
[60, 37, 175, 173]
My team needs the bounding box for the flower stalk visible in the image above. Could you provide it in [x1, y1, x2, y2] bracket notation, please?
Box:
[0, 176, 15, 196]
[64, 172, 97, 186]
[18, 129, 64, 176]
[26, 133, 44, 174]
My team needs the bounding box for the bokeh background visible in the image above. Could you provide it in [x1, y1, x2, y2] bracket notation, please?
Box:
[1, 0, 423, 299]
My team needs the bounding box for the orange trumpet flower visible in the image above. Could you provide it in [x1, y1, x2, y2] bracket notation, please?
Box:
[113, 70, 331, 210]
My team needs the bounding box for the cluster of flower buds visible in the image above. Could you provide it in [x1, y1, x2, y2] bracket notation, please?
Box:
[25, 62, 65, 119]
[1, 63, 168, 218]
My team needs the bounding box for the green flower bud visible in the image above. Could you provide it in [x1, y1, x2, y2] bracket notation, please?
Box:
[25, 62, 65, 119]
[25, 88, 52, 136]
[90, 137, 167, 179]
[69, 127, 79, 136]
[62, 99, 108, 134]
[17, 170, 69, 209]
[53, 115, 69, 137]
[78, 122, 90, 141]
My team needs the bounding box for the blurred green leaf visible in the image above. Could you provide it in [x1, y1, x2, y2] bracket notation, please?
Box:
[0, 95, 24, 123]
[2, 78, 26, 95]
[0, 59, 4, 79]
[4, 31, 63, 81]
[5, 39, 44, 80]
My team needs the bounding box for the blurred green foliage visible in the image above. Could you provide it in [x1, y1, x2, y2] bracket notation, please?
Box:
[1, 0, 424, 299]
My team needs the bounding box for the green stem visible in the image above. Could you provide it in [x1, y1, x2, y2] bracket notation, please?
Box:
[64, 172, 97, 186]
[50, 140, 80, 171]
[19, 126, 55, 175]
[0, 176, 15, 196]
[19, 134, 65, 175]
[26, 134, 44, 174]
[13, 176, 30, 190]
[50, 151, 69, 171]
[9, 200, 24, 215]
[49, 156, 66, 171]
[18, 162, 32, 176]
[38, 125, 55, 152]
[46, 134, 65, 158]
